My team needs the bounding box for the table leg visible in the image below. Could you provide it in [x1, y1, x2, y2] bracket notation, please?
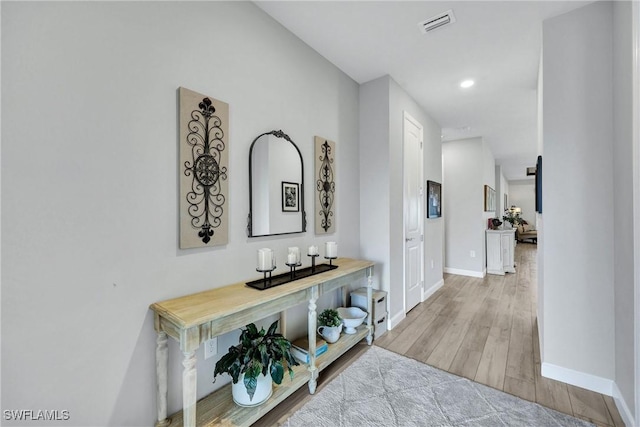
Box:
[307, 286, 319, 394]
[280, 310, 287, 338]
[155, 331, 170, 427]
[182, 350, 197, 427]
[366, 268, 373, 345]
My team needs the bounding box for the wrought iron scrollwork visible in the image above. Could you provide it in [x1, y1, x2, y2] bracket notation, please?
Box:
[183, 98, 227, 244]
[316, 140, 335, 232]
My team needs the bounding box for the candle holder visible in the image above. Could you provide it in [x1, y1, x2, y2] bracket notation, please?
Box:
[256, 266, 277, 288]
[246, 257, 338, 290]
[307, 253, 319, 273]
[285, 262, 301, 280]
[324, 256, 337, 267]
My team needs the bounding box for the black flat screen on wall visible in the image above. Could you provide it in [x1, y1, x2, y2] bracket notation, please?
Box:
[535, 155, 542, 213]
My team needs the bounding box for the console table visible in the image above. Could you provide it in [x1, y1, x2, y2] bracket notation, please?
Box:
[486, 229, 516, 275]
[149, 258, 374, 427]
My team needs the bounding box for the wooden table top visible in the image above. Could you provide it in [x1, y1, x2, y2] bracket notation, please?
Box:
[149, 257, 374, 329]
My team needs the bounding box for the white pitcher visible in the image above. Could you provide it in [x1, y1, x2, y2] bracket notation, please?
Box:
[317, 324, 342, 344]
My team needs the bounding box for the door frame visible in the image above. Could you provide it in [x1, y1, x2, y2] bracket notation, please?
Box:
[632, 1, 640, 423]
[402, 110, 424, 314]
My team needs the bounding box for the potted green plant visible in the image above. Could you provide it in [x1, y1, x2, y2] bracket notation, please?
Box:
[502, 208, 522, 227]
[317, 308, 342, 343]
[214, 320, 298, 406]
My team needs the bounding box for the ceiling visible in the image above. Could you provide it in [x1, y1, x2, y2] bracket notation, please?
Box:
[255, 1, 591, 181]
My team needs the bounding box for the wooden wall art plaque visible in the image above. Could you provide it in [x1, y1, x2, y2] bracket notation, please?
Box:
[179, 87, 229, 248]
[315, 136, 336, 234]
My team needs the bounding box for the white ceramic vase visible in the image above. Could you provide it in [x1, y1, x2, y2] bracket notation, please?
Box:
[232, 371, 273, 407]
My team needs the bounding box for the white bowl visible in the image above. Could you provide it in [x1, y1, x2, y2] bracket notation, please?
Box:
[337, 307, 367, 334]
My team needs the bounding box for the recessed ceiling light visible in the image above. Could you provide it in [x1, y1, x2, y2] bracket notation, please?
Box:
[460, 79, 475, 88]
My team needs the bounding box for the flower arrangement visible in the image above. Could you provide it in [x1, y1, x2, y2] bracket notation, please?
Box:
[502, 207, 523, 226]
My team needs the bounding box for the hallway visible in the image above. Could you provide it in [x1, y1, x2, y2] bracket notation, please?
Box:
[375, 244, 625, 427]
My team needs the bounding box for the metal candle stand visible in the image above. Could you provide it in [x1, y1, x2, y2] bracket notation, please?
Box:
[256, 266, 277, 288]
[246, 256, 338, 291]
[325, 256, 337, 267]
[285, 262, 302, 281]
[308, 253, 320, 273]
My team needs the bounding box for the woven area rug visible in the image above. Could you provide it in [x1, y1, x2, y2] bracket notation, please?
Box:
[285, 346, 593, 426]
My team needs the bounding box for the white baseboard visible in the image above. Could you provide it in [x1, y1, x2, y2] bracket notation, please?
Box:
[422, 278, 444, 302]
[389, 310, 405, 330]
[612, 382, 636, 427]
[541, 362, 613, 396]
[443, 267, 485, 278]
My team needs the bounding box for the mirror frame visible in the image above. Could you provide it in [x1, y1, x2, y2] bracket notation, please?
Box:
[247, 130, 306, 237]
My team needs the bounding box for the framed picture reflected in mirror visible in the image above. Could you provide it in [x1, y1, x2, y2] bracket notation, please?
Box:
[282, 182, 299, 212]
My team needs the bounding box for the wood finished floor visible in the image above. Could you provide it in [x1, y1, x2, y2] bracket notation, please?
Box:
[375, 243, 625, 427]
[258, 243, 625, 426]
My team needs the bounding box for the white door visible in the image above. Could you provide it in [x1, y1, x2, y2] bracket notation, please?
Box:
[403, 112, 423, 313]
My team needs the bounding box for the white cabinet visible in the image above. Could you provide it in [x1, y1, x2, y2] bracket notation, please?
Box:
[486, 229, 516, 275]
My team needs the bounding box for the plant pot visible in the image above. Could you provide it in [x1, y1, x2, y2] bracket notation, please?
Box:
[317, 324, 342, 343]
[232, 372, 273, 407]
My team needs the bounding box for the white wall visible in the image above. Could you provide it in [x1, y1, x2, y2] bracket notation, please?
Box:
[613, 0, 636, 420]
[422, 104, 445, 299]
[495, 165, 508, 215]
[359, 76, 391, 312]
[360, 75, 443, 328]
[481, 141, 497, 265]
[508, 180, 536, 226]
[1, 2, 361, 425]
[542, 0, 616, 389]
[442, 137, 495, 277]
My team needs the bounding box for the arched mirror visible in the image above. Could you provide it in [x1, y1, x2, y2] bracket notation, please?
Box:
[248, 130, 306, 237]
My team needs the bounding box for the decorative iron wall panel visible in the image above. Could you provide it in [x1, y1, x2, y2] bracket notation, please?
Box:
[179, 87, 229, 248]
[314, 136, 336, 234]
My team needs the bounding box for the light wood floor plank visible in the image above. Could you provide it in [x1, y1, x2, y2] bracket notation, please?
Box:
[504, 375, 536, 402]
[449, 347, 483, 379]
[458, 322, 491, 352]
[505, 313, 534, 382]
[603, 395, 626, 427]
[403, 314, 451, 363]
[567, 384, 615, 426]
[475, 330, 509, 390]
[534, 361, 574, 415]
[425, 318, 471, 371]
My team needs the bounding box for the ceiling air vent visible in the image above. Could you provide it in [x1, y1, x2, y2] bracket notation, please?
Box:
[419, 9, 456, 34]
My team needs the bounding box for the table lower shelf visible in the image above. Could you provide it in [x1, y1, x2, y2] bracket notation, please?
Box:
[164, 327, 369, 427]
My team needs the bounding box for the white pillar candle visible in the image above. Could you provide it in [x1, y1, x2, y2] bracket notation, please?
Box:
[287, 252, 296, 265]
[308, 245, 318, 256]
[325, 242, 337, 258]
[257, 248, 272, 271]
[288, 247, 300, 264]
